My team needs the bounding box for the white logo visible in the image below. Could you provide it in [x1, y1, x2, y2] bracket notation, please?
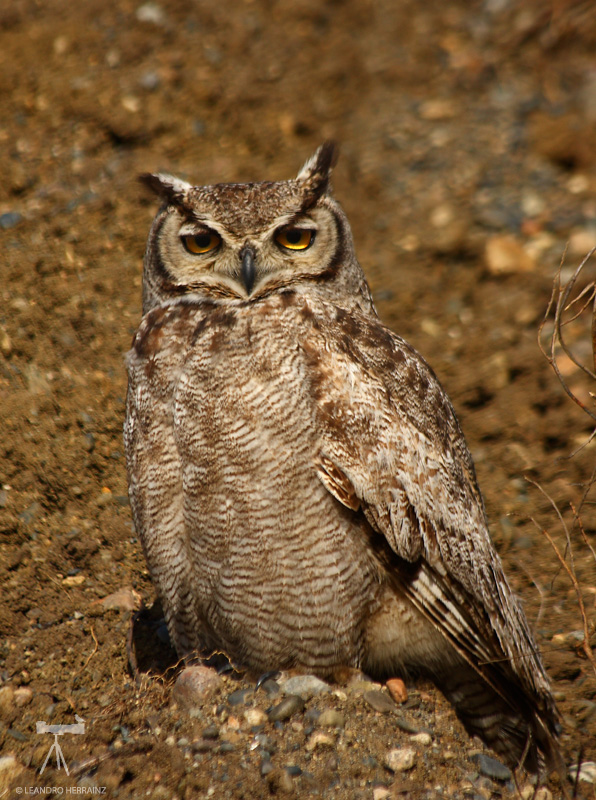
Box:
[36, 715, 85, 776]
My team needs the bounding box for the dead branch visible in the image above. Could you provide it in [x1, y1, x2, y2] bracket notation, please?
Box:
[539, 246, 596, 422]
[527, 480, 596, 680]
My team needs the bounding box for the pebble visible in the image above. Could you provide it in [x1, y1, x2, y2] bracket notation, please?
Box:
[172, 666, 221, 709]
[383, 747, 417, 773]
[472, 753, 512, 781]
[386, 678, 408, 704]
[0, 212, 22, 229]
[485, 235, 536, 275]
[266, 767, 294, 794]
[227, 688, 253, 706]
[280, 674, 330, 700]
[410, 731, 432, 745]
[98, 588, 140, 612]
[306, 731, 335, 751]
[363, 689, 397, 714]
[252, 733, 277, 754]
[317, 708, 345, 729]
[0, 755, 23, 789]
[18, 502, 40, 526]
[373, 788, 391, 800]
[260, 755, 273, 776]
[202, 724, 219, 739]
[0, 331, 11, 358]
[0, 686, 14, 714]
[521, 786, 553, 800]
[569, 761, 596, 784]
[267, 694, 305, 722]
[244, 708, 267, 727]
[192, 738, 217, 752]
[62, 574, 85, 587]
[136, 2, 165, 25]
[13, 687, 33, 707]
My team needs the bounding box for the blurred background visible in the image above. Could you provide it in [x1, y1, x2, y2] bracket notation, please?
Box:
[0, 0, 595, 795]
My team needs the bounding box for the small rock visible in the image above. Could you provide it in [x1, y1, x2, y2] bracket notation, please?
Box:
[253, 733, 277, 754]
[173, 666, 221, 709]
[419, 98, 457, 120]
[373, 788, 391, 800]
[323, 753, 338, 771]
[266, 767, 294, 794]
[0, 212, 22, 229]
[383, 747, 417, 773]
[0, 686, 14, 714]
[139, 71, 160, 91]
[268, 695, 305, 722]
[363, 689, 397, 714]
[280, 674, 330, 700]
[13, 687, 33, 707]
[317, 708, 345, 728]
[306, 731, 335, 751]
[244, 708, 267, 727]
[227, 688, 253, 706]
[472, 753, 512, 782]
[62, 574, 85, 587]
[136, 2, 165, 25]
[569, 761, 596, 784]
[386, 678, 408, 704]
[7, 729, 27, 742]
[0, 330, 11, 358]
[18, 502, 40, 526]
[202, 724, 219, 740]
[485, 235, 536, 275]
[0, 755, 24, 791]
[98, 588, 140, 612]
[260, 756, 274, 776]
[521, 786, 553, 800]
[192, 738, 217, 752]
[410, 731, 432, 745]
[568, 227, 596, 257]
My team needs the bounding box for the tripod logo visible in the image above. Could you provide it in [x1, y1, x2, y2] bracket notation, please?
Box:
[36, 715, 85, 776]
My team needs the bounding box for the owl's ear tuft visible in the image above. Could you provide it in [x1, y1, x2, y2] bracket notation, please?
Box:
[139, 173, 193, 206]
[296, 141, 339, 199]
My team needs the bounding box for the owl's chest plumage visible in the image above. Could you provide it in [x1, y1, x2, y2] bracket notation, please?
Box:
[126, 294, 383, 670]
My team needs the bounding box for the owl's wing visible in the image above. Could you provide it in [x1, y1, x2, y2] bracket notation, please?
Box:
[309, 306, 560, 768]
[125, 300, 202, 656]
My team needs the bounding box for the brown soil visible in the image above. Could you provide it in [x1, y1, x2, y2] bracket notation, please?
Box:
[1, 1, 595, 798]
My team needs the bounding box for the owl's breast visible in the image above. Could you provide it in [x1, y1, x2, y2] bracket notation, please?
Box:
[161, 296, 381, 670]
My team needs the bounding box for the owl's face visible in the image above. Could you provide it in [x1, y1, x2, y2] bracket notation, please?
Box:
[140, 143, 369, 314]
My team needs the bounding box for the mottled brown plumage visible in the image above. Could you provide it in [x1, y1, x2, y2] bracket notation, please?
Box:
[125, 143, 561, 774]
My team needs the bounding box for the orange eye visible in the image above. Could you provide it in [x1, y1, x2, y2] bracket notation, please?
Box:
[181, 232, 221, 254]
[275, 228, 315, 251]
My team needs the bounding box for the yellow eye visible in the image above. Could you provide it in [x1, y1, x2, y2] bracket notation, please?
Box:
[275, 228, 315, 251]
[181, 232, 221, 254]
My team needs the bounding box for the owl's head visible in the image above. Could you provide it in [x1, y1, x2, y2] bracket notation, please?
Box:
[139, 143, 372, 315]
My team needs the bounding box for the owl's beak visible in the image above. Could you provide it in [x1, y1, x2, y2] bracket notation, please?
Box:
[240, 246, 256, 295]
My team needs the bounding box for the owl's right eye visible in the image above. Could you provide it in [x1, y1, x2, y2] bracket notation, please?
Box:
[181, 232, 221, 255]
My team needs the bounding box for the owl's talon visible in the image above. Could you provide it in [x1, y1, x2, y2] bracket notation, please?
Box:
[256, 671, 281, 690]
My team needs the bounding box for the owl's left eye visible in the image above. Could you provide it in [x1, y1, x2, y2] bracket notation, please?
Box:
[181, 232, 221, 254]
[275, 227, 315, 251]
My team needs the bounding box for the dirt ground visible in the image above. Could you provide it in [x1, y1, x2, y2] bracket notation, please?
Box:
[1, 1, 596, 798]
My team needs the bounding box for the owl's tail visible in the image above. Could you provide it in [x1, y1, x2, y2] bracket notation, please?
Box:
[435, 657, 565, 780]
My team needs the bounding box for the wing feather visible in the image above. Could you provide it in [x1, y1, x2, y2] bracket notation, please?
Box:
[304, 303, 560, 765]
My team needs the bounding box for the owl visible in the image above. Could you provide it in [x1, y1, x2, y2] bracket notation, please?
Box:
[125, 143, 561, 774]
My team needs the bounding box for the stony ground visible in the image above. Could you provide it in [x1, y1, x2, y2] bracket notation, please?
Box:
[1, 1, 596, 798]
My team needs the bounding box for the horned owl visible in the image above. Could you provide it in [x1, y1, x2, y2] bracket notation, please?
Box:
[125, 143, 561, 773]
